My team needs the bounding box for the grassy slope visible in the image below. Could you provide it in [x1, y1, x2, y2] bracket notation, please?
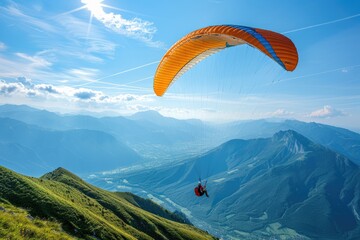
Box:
[0, 199, 75, 240]
[0, 166, 216, 240]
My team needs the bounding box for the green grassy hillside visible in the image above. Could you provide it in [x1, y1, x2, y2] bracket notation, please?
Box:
[0, 166, 216, 240]
[0, 199, 75, 240]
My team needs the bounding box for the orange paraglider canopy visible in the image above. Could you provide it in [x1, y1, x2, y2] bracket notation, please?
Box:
[153, 25, 298, 96]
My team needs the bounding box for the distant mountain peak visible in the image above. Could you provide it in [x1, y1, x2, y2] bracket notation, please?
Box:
[273, 130, 305, 141]
[0, 104, 38, 111]
[129, 110, 166, 121]
[272, 130, 312, 153]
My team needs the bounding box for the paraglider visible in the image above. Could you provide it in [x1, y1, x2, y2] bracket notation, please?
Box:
[153, 24, 298, 96]
[194, 179, 209, 197]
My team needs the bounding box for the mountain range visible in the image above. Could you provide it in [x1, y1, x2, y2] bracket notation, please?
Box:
[90, 130, 360, 240]
[0, 104, 359, 176]
[0, 166, 216, 240]
[220, 119, 360, 165]
[0, 104, 211, 167]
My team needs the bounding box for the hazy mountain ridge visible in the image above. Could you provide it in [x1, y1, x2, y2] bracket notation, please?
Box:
[93, 130, 360, 239]
[0, 117, 143, 175]
[0, 166, 216, 240]
[1, 104, 359, 168]
[0, 104, 212, 162]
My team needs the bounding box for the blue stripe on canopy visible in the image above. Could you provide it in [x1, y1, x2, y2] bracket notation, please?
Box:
[224, 25, 286, 69]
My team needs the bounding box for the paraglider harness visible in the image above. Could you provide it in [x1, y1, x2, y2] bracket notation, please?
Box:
[194, 179, 209, 197]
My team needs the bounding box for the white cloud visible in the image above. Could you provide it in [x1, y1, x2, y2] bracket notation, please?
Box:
[101, 13, 156, 41]
[17, 76, 33, 87]
[0, 81, 19, 95]
[35, 84, 59, 94]
[74, 90, 97, 100]
[0, 78, 154, 109]
[309, 105, 345, 118]
[0, 79, 36, 96]
[270, 108, 293, 117]
[81, 0, 163, 47]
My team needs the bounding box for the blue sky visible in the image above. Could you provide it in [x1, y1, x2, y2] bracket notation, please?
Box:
[0, 0, 359, 130]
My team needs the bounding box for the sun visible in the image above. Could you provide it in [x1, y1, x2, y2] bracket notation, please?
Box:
[57, 0, 127, 38]
[81, 0, 104, 16]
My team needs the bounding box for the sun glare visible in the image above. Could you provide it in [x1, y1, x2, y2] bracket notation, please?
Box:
[81, 0, 104, 16]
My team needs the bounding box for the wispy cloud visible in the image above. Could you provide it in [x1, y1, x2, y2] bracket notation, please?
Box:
[270, 108, 294, 117]
[309, 105, 345, 118]
[0, 51, 53, 79]
[16, 52, 52, 68]
[81, 0, 163, 48]
[1, 3, 56, 33]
